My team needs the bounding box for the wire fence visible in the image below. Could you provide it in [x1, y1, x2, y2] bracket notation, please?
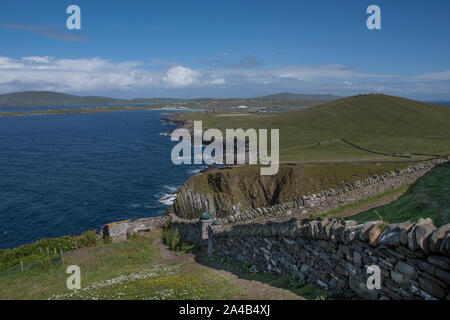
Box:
[0, 251, 65, 277]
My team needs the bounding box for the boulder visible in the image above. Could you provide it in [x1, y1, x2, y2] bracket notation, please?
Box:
[378, 221, 414, 247]
[369, 223, 385, 246]
[414, 218, 437, 254]
[428, 223, 449, 255]
[359, 221, 380, 242]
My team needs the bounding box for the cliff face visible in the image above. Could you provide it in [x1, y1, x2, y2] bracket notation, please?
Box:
[168, 162, 416, 219]
[169, 166, 302, 219]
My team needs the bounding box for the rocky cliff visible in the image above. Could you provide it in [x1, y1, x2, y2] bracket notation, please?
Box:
[167, 162, 420, 219]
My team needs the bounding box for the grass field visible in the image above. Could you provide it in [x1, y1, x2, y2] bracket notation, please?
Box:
[350, 162, 450, 226]
[314, 185, 410, 219]
[175, 94, 450, 162]
[0, 231, 327, 300]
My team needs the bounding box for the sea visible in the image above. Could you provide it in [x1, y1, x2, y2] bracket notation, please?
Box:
[0, 109, 205, 249]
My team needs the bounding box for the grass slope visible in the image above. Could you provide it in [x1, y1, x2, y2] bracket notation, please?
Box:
[176, 94, 450, 161]
[351, 162, 450, 226]
[0, 231, 326, 300]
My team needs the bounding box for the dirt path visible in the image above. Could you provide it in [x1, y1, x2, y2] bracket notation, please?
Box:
[326, 193, 402, 219]
[153, 238, 302, 300]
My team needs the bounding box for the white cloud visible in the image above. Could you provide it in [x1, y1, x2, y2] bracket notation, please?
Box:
[0, 55, 449, 99]
[162, 66, 200, 88]
[22, 56, 52, 64]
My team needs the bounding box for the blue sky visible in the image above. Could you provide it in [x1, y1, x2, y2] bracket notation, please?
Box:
[1, 0, 449, 100]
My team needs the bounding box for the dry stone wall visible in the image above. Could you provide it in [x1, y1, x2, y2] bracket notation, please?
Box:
[215, 157, 449, 225]
[208, 217, 450, 300]
[170, 214, 212, 246]
[101, 216, 168, 242]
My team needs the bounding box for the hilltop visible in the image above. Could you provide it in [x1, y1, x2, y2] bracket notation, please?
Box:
[176, 94, 450, 161]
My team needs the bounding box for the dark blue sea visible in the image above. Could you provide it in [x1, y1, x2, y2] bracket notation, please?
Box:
[0, 110, 204, 249]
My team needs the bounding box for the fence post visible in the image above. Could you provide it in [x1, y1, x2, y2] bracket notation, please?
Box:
[46, 247, 49, 255]
[60, 249, 64, 264]
[54, 248, 57, 255]
[20, 260, 23, 272]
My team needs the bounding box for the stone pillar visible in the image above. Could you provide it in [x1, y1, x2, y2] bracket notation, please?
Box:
[200, 219, 213, 241]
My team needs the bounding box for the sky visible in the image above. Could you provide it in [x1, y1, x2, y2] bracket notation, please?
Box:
[0, 0, 449, 100]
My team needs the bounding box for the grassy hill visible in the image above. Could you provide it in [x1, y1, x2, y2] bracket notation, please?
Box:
[0, 91, 133, 107]
[0, 91, 337, 108]
[351, 161, 450, 226]
[176, 94, 450, 162]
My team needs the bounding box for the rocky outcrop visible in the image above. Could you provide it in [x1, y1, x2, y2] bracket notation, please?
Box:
[170, 157, 449, 221]
[169, 166, 304, 219]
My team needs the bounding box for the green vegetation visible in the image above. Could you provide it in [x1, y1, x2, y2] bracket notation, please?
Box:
[0, 231, 304, 300]
[162, 227, 196, 254]
[162, 228, 181, 251]
[0, 90, 334, 110]
[315, 185, 410, 219]
[176, 94, 450, 162]
[0, 230, 97, 272]
[351, 162, 450, 226]
[0, 234, 161, 299]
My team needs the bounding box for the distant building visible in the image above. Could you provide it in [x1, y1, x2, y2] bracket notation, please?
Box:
[236, 105, 248, 109]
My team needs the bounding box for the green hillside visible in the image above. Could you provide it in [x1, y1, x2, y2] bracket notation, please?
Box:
[351, 161, 450, 226]
[0, 91, 337, 108]
[177, 94, 450, 161]
[0, 91, 131, 107]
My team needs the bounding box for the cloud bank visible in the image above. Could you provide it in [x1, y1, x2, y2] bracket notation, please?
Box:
[0, 55, 449, 100]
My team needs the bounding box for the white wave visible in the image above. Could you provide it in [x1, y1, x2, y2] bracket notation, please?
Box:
[158, 193, 177, 206]
[163, 185, 179, 192]
[187, 166, 205, 175]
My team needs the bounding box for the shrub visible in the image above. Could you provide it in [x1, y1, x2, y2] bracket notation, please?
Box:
[162, 228, 180, 251]
[0, 230, 99, 272]
[75, 230, 97, 248]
